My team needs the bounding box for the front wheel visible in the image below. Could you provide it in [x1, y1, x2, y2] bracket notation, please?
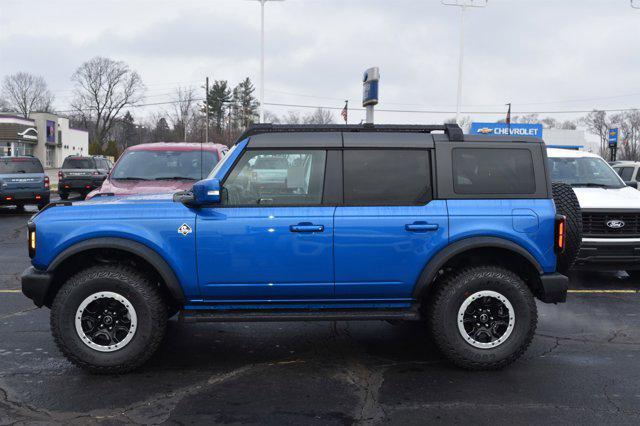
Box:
[51, 265, 167, 374]
[428, 266, 537, 370]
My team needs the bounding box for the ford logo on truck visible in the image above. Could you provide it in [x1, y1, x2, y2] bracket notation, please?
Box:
[607, 220, 625, 229]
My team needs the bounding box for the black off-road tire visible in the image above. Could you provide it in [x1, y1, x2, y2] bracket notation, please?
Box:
[51, 265, 167, 374]
[428, 266, 537, 370]
[552, 182, 582, 274]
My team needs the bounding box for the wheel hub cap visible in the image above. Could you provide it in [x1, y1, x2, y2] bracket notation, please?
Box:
[457, 290, 515, 349]
[75, 291, 137, 352]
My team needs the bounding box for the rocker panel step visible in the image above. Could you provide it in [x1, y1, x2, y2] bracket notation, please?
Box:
[179, 308, 420, 323]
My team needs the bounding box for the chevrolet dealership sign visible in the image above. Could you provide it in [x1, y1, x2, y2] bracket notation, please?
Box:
[470, 122, 543, 137]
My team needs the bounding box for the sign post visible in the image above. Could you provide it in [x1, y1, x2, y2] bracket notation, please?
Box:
[362, 67, 380, 124]
[608, 128, 619, 162]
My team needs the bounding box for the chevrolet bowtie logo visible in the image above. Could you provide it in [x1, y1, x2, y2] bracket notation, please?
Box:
[478, 127, 493, 134]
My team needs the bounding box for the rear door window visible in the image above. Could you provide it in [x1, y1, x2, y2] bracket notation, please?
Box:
[616, 167, 635, 181]
[452, 148, 536, 195]
[343, 149, 431, 205]
[0, 158, 44, 174]
[62, 157, 95, 169]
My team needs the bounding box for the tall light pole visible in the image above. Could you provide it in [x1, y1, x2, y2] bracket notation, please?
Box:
[441, 0, 487, 125]
[247, 0, 285, 123]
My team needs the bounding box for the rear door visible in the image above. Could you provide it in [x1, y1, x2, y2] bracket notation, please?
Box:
[196, 143, 340, 301]
[333, 134, 449, 300]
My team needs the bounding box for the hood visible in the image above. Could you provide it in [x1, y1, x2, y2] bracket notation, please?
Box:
[86, 178, 194, 200]
[572, 186, 640, 210]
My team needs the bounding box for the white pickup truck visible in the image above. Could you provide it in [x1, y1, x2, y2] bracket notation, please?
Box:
[548, 148, 640, 278]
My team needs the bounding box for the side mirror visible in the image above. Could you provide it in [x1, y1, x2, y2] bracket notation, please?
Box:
[192, 178, 222, 205]
[625, 181, 638, 189]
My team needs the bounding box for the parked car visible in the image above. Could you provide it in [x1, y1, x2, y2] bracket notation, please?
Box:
[86, 143, 228, 200]
[612, 162, 640, 188]
[548, 148, 640, 277]
[58, 156, 112, 200]
[0, 156, 50, 210]
[22, 123, 576, 373]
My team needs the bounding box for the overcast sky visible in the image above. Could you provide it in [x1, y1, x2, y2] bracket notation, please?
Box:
[1, 0, 639, 127]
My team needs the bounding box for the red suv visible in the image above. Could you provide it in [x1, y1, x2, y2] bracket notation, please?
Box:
[86, 143, 228, 200]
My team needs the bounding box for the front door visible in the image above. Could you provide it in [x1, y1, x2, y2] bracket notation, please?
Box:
[334, 149, 449, 300]
[196, 149, 335, 301]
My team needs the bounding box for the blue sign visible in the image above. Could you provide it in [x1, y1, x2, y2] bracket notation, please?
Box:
[470, 122, 543, 137]
[363, 81, 379, 106]
[608, 128, 619, 148]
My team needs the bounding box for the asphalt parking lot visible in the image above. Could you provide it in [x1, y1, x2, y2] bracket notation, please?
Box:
[1, 200, 639, 425]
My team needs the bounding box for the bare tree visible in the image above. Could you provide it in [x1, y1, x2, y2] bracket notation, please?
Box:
[610, 110, 640, 161]
[445, 115, 472, 132]
[71, 57, 145, 146]
[1, 72, 54, 117]
[304, 108, 335, 124]
[581, 110, 610, 157]
[169, 86, 197, 142]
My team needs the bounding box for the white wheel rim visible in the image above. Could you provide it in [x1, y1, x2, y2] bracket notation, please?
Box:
[75, 291, 137, 352]
[457, 290, 515, 349]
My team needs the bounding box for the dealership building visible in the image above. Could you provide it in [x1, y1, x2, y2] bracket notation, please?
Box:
[0, 112, 89, 168]
[470, 122, 588, 150]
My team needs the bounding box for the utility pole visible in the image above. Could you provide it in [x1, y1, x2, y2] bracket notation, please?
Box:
[247, 0, 285, 123]
[441, 0, 488, 125]
[205, 77, 210, 143]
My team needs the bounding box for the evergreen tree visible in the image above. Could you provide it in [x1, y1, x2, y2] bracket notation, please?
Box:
[154, 117, 171, 142]
[120, 111, 137, 148]
[233, 78, 259, 129]
[204, 80, 231, 133]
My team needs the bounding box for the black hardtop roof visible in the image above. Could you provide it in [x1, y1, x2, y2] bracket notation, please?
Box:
[237, 123, 543, 145]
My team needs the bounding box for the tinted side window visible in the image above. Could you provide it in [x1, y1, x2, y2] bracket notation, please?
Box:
[616, 167, 634, 181]
[453, 148, 535, 195]
[224, 150, 327, 206]
[343, 149, 431, 205]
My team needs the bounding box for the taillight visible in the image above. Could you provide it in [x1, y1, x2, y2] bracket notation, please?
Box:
[58, 171, 64, 179]
[44, 176, 50, 189]
[555, 215, 566, 253]
[27, 221, 36, 258]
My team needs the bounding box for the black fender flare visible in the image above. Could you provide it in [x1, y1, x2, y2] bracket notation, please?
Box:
[48, 237, 186, 304]
[412, 236, 544, 299]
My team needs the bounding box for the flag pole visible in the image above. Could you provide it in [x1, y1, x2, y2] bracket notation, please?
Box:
[505, 102, 512, 135]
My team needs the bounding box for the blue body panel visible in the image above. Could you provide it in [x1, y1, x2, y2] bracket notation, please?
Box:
[196, 206, 335, 301]
[447, 199, 557, 273]
[334, 201, 449, 300]
[32, 195, 201, 300]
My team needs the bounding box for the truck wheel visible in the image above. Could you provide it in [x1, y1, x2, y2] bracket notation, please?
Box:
[428, 266, 537, 370]
[59, 193, 68, 200]
[552, 182, 582, 274]
[50, 265, 167, 374]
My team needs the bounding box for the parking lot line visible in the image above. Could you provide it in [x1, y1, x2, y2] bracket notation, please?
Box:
[0, 290, 20, 293]
[568, 289, 639, 294]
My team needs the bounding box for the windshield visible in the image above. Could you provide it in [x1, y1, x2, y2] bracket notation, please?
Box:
[112, 149, 219, 180]
[0, 158, 43, 174]
[207, 144, 238, 179]
[549, 156, 625, 188]
[62, 157, 95, 169]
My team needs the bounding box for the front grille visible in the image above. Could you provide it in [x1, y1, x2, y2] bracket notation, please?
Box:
[582, 211, 640, 237]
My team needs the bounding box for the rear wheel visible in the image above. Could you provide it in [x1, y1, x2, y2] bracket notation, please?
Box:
[428, 265, 537, 370]
[51, 265, 167, 374]
[59, 193, 68, 200]
[552, 182, 582, 274]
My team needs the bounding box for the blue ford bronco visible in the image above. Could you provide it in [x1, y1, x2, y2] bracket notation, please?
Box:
[21, 123, 578, 373]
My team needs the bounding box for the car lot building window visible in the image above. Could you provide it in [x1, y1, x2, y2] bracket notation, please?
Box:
[224, 150, 327, 206]
[452, 148, 536, 195]
[343, 149, 431, 205]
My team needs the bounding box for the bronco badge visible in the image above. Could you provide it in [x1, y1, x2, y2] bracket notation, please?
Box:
[178, 223, 192, 236]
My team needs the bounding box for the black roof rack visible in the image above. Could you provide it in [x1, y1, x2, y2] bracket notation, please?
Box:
[237, 123, 464, 143]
